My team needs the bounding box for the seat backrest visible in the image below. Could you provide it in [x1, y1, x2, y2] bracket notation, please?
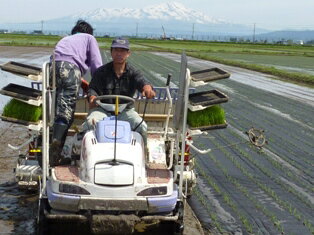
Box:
[95, 117, 132, 144]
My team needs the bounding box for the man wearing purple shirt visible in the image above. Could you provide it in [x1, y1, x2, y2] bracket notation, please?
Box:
[50, 20, 102, 166]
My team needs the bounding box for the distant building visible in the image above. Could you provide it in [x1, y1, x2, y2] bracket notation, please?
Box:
[12, 31, 27, 34]
[0, 29, 9, 34]
[306, 40, 314, 45]
[32, 30, 43, 35]
[276, 40, 288, 45]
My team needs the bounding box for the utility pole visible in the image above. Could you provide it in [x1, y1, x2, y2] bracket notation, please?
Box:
[41, 20, 44, 33]
[192, 23, 195, 40]
[252, 23, 256, 44]
[162, 25, 166, 39]
[136, 22, 138, 38]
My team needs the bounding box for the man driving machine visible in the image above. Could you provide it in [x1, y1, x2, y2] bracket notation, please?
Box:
[84, 37, 155, 144]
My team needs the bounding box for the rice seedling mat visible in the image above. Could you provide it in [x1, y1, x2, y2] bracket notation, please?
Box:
[0, 115, 40, 126]
[188, 121, 228, 131]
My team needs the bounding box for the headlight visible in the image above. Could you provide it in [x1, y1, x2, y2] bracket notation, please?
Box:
[59, 183, 90, 195]
[137, 186, 167, 196]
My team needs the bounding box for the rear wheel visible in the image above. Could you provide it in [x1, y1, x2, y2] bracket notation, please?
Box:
[36, 201, 91, 235]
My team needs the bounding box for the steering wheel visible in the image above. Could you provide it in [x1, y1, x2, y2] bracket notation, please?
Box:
[95, 95, 135, 113]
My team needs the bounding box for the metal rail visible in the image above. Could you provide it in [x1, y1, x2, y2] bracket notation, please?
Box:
[41, 62, 49, 195]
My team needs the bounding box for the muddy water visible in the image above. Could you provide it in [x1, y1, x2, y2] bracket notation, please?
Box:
[0, 123, 38, 235]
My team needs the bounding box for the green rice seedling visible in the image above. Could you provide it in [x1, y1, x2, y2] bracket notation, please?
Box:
[214, 132, 312, 231]
[2, 99, 42, 122]
[187, 105, 225, 128]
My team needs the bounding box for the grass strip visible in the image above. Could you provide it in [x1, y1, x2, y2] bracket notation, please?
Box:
[2, 99, 42, 122]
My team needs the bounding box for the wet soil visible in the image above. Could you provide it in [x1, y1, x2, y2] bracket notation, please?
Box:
[0, 123, 38, 235]
[151, 52, 314, 235]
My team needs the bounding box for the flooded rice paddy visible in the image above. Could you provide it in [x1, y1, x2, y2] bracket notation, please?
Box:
[0, 46, 313, 235]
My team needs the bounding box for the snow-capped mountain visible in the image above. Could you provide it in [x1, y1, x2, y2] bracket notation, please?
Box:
[45, 2, 265, 37]
[71, 2, 224, 25]
[2, 2, 269, 37]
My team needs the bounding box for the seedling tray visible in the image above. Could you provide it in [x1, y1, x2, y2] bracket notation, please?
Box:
[0, 61, 42, 76]
[0, 115, 40, 126]
[188, 122, 228, 131]
[189, 89, 228, 107]
[0, 83, 41, 101]
[190, 68, 230, 82]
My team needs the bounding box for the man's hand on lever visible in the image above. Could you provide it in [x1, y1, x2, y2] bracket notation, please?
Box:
[142, 85, 156, 99]
[81, 78, 89, 95]
[89, 95, 98, 109]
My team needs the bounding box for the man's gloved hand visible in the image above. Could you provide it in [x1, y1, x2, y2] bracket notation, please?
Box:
[81, 78, 89, 95]
[89, 95, 98, 109]
[142, 85, 156, 99]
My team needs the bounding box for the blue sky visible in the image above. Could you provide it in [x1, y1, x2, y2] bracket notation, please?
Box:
[0, 0, 313, 30]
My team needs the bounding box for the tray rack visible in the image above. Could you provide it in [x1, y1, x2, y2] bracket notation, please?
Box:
[174, 54, 231, 200]
[0, 62, 44, 130]
[0, 115, 41, 126]
[188, 121, 228, 131]
[187, 67, 230, 133]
